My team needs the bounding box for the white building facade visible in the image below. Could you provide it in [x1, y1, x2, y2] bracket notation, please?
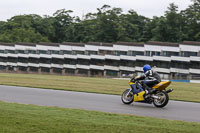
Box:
[0, 41, 200, 80]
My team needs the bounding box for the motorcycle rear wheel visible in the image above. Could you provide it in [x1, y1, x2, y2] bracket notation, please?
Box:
[153, 91, 169, 108]
[121, 89, 134, 104]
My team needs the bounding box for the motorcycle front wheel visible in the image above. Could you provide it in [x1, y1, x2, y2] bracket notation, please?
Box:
[153, 91, 169, 108]
[121, 89, 134, 104]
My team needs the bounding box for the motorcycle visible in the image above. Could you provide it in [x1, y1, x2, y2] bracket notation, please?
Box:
[121, 77, 173, 108]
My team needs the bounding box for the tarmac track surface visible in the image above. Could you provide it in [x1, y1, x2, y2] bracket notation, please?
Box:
[0, 85, 200, 123]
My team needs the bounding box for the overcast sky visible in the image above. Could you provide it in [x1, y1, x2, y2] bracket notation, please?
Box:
[0, 0, 193, 21]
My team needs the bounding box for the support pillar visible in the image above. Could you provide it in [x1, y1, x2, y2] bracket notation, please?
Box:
[5, 66, 9, 72]
[14, 67, 19, 73]
[169, 73, 173, 80]
[88, 70, 91, 77]
[75, 69, 78, 76]
[27, 67, 30, 73]
[99, 71, 103, 77]
[118, 71, 122, 78]
[103, 70, 107, 77]
[38, 68, 42, 74]
[187, 74, 192, 80]
[50, 68, 53, 74]
[179, 51, 182, 56]
[62, 69, 66, 75]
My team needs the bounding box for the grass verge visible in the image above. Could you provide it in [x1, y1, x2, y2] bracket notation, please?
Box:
[0, 73, 199, 102]
[0, 101, 200, 133]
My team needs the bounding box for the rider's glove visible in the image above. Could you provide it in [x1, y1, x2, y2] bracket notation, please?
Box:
[130, 77, 135, 82]
[134, 77, 139, 81]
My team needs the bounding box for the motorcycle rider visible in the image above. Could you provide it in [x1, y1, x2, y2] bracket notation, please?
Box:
[134, 64, 161, 95]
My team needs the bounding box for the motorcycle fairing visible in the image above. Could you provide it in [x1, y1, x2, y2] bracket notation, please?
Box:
[130, 83, 144, 94]
[152, 81, 171, 91]
[130, 83, 145, 102]
[134, 91, 145, 102]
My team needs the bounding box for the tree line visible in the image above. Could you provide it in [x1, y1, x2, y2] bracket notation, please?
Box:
[0, 0, 199, 44]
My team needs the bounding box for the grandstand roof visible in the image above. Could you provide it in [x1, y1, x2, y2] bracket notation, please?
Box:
[146, 41, 179, 47]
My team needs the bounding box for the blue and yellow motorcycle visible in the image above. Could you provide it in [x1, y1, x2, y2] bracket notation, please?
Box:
[121, 77, 173, 108]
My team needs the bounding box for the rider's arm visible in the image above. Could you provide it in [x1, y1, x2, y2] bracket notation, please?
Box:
[135, 70, 151, 81]
[135, 75, 145, 81]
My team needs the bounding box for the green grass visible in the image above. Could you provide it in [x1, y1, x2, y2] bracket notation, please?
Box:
[0, 101, 200, 133]
[0, 73, 199, 102]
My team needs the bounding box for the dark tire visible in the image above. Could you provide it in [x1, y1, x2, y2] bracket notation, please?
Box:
[121, 89, 134, 104]
[153, 91, 169, 108]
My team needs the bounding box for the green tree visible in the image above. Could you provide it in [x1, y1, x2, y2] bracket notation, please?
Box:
[0, 27, 48, 43]
[52, 9, 74, 42]
[94, 5, 122, 42]
[119, 10, 148, 42]
[165, 3, 184, 42]
[181, 0, 200, 41]
[33, 15, 56, 42]
[149, 3, 185, 42]
[151, 16, 168, 41]
[0, 2, 200, 44]
[0, 15, 49, 43]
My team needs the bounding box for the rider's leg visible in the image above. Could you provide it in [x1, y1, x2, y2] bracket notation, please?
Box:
[142, 80, 158, 94]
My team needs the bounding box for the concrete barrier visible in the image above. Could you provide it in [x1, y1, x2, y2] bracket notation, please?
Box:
[190, 80, 200, 83]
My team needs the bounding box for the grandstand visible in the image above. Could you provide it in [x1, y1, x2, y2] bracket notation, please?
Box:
[0, 41, 199, 80]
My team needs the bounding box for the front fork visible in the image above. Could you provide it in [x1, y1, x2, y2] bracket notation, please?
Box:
[125, 89, 133, 98]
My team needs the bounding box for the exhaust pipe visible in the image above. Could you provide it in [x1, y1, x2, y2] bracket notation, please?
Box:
[166, 89, 173, 93]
